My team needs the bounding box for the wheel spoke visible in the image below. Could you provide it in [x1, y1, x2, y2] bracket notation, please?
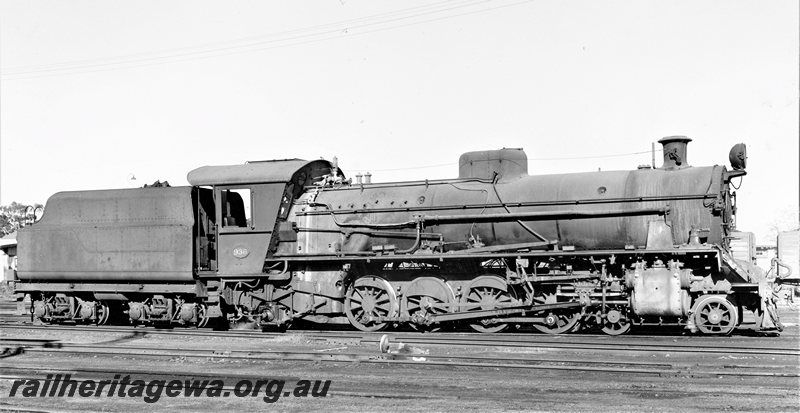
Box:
[694, 297, 737, 335]
[461, 277, 517, 333]
[345, 277, 397, 332]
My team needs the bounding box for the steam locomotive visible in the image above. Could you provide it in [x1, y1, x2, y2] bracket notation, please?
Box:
[14, 136, 782, 335]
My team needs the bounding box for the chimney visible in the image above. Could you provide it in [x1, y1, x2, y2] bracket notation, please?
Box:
[658, 136, 692, 170]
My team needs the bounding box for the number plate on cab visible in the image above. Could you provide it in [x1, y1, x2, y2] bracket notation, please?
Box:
[232, 247, 250, 259]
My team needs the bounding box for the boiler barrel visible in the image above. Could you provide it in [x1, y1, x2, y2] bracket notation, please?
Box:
[302, 165, 726, 252]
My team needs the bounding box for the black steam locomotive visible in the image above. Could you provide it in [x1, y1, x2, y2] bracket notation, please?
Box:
[14, 136, 782, 335]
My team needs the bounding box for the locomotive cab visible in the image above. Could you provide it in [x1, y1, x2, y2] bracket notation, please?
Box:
[187, 159, 338, 277]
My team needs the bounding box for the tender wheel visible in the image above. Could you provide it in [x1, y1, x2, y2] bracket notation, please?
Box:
[196, 304, 210, 328]
[94, 301, 110, 326]
[31, 299, 49, 324]
[693, 295, 737, 335]
[462, 275, 517, 333]
[531, 287, 581, 334]
[601, 308, 631, 335]
[344, 276, 398, 332]
[402, 276, 455, 332]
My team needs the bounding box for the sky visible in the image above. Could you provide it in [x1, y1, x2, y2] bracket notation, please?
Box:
[0, 0, 798, 243]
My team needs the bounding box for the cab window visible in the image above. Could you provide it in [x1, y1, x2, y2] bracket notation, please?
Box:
[221, 188, 251, 228]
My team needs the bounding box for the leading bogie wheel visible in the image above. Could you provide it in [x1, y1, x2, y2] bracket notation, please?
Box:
[693, 295, 737, 335]
[600, 307, 632, 336]
[530, 287, 581, 334]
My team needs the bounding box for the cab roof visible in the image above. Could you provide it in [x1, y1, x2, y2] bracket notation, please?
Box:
[187, 159, 336, 186]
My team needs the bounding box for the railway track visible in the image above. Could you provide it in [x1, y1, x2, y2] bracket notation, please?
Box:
[2, 322, 798, 357]
[2, 337, 798, 379]
[3, 364, 792, 404]
[0, 318, 781, 342]
[3, 317, 797, 410]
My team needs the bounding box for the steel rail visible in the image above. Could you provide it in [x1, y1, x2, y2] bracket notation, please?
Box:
[21, 344, 675, 368]
[350, 336, 800, 356]
[1, 323, 796, 355]
[0, 317, 781, 341]
[4, 342, 797, 378]
[1, 366, 794, 405]
[0, 322, 761, 349]
[3, 364, 794, 406]
[6, 338, 799, 378]
[1, 347, 670, 376]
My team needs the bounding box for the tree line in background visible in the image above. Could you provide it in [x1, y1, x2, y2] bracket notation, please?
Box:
[1, 202, 43, 236]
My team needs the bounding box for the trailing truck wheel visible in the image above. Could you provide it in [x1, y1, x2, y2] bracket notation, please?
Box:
[344, 276, 398, 332]
[693, 295, 737, 335]
[462, 275, 517, 333]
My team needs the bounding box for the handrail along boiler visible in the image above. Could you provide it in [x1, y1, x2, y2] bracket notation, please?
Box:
[15, 136, 783, 335]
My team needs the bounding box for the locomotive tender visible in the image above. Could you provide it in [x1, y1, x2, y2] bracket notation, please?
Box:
[15, 136, 782, 335]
